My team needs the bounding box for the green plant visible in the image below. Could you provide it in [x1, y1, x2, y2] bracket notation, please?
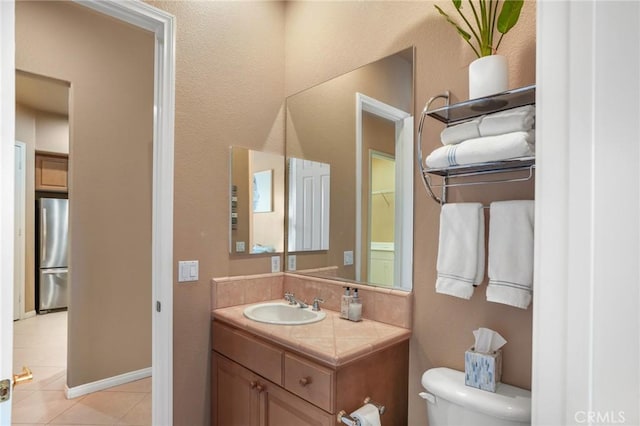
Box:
[435, 0, 524, 58]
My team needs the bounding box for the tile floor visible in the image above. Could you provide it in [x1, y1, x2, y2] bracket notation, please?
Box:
[12, 311, 151, 425]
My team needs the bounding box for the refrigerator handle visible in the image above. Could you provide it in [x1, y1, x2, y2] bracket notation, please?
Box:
[42, 207, 47, 262]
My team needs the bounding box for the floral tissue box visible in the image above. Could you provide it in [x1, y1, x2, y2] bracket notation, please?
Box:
[464, 347, 502, 392]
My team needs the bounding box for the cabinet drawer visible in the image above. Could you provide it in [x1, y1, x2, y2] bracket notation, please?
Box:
[212, 321, 283, 385]
[284, 353, 334, 412]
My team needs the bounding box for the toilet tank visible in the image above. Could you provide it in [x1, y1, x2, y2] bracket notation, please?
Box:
[421, 367, 531, 426]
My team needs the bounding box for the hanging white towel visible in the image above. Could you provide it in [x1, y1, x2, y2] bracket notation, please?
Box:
[486, 200, 535, 309]
[436, 203, 485, 299]
[479, 105, 535, 137]
[425, 131, 534, 169]
[440, 118, 481, 145]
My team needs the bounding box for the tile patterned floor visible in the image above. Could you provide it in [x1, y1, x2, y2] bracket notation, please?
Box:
[12, 312, 151, 425]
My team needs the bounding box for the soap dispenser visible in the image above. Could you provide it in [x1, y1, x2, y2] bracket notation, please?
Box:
[340, 287, 352, 319]
[348, 288, 362, 322]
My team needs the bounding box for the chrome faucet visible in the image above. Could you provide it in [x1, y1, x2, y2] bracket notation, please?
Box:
[312, 297, 324, 312]
[284, 292, 296, 305]
[294, 298, 308, 308]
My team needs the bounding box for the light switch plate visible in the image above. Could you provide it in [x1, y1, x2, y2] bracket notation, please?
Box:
[287, 255, 296, 271]
[178, 260, 199, 283]
[344, 251, 354, 266]
[236, 241, 245, 253]
[271, 256, 281, 273]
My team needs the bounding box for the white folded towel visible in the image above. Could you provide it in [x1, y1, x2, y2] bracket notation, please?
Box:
[486, 200, 535, 309]
[436, 203, 485, 299]
[479, 105, 535, 137]
[440, 118, 481, 145]
[425, 131, 534, 169]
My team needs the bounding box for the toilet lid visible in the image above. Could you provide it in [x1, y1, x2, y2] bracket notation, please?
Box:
[421, 367, 531, 422]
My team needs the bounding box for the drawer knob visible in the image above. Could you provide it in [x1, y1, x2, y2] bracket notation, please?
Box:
[299, 377, 312, 387]
[255, 383, 265, 393]
[250, 381, 257, 389]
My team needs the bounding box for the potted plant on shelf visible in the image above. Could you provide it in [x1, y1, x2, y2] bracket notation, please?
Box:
[435, 0, 524, 99]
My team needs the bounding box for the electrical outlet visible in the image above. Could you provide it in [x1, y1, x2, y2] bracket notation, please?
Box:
[271, 256, 281, 273]
[344, 251, 354, 266]
[287, 255, 296, 271]
[236, 241, 245, 253]
[178, 260, 199, 283]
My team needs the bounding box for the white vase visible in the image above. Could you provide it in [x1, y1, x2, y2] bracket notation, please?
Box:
[468, 54, 508, 99]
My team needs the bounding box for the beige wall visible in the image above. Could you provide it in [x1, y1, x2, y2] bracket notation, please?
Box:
[284, 2, 536, 425]
[16, 0, 154, 387]
[147, 2, 285, 424]
[35, 110, 69, 154]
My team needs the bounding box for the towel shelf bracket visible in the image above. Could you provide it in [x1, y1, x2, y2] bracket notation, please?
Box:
[417, 85, 536, 205]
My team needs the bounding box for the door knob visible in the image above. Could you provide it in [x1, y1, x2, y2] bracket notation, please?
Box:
[13, 366, 33, 389]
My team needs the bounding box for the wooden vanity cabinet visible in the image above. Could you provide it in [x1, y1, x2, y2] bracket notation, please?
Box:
[211, 320, 409, 426]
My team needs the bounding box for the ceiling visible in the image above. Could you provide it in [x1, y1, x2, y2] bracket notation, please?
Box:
[16, 71, 69, 116]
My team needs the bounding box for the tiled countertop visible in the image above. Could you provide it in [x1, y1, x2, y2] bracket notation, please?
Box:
[212, 300, 411, 368]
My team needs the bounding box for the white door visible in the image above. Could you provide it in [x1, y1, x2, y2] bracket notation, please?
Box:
[14, 142, 26, 321]
[0, 0, 15, 421]
[288, 158, 330, 251]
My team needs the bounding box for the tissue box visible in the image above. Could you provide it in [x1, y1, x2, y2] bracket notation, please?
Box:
[464, 347, 502, 392]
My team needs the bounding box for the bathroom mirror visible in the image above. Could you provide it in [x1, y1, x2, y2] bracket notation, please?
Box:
[229, 147, 285, 255]
[285, 47, 414, 290]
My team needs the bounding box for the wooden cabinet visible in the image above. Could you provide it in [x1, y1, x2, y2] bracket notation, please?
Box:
[35, 152, 69, 192]
[211, 321, 409, 426]
[213, 353, 333, 426]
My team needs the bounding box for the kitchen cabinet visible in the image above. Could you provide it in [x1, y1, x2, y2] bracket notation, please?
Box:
[35, 152, 68, 192]
[211, 320, 409, 426]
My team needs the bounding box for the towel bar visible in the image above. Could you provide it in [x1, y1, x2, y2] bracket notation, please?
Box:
[417, 86, 536, 205]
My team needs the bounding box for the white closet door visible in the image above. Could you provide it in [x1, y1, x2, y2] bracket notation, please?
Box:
[288, 158, 330, 252]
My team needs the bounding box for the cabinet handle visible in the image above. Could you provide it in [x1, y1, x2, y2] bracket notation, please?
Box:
[299, 377, 312, 387]
[250, 381, 257, 389]
[255, 383, 265, 393]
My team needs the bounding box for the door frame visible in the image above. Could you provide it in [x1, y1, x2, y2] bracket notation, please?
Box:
[14, 141, 26, 321]
[0, 1, 175, 424]
[355, 93, 413, 290]
[0, 0, 16, 422]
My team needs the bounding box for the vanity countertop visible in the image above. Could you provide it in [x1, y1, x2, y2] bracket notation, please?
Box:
[212, 300, 411, 368]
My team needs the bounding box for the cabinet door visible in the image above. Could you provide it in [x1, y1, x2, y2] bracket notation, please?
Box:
[35, 153, 68, 192]
[214, 354, 261, 426]
[262, 380, 334, 426]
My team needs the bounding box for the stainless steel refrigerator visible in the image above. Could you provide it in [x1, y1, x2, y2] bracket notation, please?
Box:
[38, 198, 69, 312]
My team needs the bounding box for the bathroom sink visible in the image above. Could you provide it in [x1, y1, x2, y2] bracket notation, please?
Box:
[243, 302, 326, 325]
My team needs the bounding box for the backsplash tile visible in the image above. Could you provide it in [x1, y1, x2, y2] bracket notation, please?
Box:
[211, 272, 412, 329]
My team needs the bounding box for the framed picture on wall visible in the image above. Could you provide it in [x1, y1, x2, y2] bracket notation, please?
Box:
[253, 169, 273, 213]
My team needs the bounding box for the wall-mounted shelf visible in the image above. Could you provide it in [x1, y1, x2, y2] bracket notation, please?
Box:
[417, 85, 536, 204]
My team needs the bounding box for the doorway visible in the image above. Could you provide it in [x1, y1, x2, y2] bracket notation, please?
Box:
[0, 1, 175, 424]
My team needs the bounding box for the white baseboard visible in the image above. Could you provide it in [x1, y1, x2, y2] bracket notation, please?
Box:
[65, 367, 151, 400]
[22, 310, 36, 319]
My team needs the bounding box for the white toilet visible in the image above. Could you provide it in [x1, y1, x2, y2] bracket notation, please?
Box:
[420, 367, 531, 426]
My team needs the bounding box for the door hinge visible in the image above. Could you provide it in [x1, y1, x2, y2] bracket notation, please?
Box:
[0, 379, 10, 402]
[156, 301, 161, 312]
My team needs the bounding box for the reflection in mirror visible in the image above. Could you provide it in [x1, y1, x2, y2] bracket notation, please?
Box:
[369, 151, 395, 286]
[229, 147, 284, 255]
[287, 158, 330, 252]
[285, 48, 414, 290]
